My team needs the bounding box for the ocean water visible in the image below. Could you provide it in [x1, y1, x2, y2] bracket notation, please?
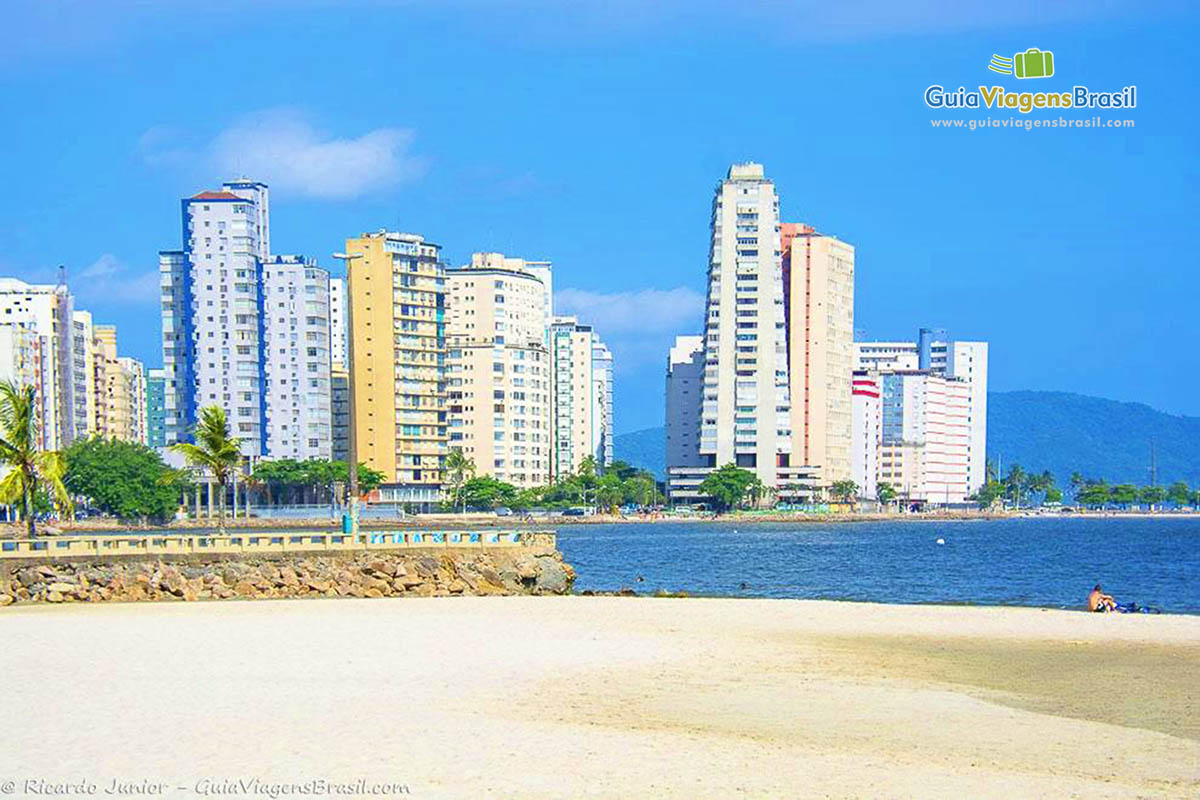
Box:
[556, 517, 1200, 614]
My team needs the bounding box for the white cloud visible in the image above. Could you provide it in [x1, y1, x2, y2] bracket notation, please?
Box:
[554, 287, 703, 335]
[74, 254, 161, 306]
[208, 108, 428, 200]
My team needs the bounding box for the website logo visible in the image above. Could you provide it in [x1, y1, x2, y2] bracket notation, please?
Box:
[989, 48, 1056, 79]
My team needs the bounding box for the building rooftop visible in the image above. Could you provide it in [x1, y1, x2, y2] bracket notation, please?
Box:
[190, 191, 243, 201]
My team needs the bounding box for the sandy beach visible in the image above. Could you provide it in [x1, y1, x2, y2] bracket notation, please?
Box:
[3, 597, 1197, 799]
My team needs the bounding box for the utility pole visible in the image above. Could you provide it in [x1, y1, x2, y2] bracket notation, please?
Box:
[332, 251, 364, 542]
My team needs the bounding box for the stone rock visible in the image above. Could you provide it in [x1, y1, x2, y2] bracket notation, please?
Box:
[46, 590, 64, 603]
[47, 581, 79, 594]
[366, 559, 395, 577]
[16, 567, 43, 588]
[0, 594, 13, 606]
[278, 567, 299, 586]
[233, 581, 257, 598]
[533, 557, 570, 594]
[364, 587, 384, 598]
[448, 579, 467, 594]
[307, 579, 332, 593]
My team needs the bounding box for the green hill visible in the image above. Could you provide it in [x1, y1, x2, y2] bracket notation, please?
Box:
[615, 391, 1200, 487]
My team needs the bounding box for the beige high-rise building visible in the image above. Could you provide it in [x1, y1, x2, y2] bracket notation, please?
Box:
[93, 325, 147, 444]
[781, 223, 855, 485]
[70, 310, 98, 439]
[345, 230, 446, 509]
[446, 253, 552, 487]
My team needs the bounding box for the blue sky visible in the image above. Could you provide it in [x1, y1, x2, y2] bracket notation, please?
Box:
[1, 0, 1196, 433]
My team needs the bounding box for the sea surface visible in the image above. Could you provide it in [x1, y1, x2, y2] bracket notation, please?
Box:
[556, 517, 1200, 614]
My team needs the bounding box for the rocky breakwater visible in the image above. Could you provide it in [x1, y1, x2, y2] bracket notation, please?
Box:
[0, 547, 574, 605]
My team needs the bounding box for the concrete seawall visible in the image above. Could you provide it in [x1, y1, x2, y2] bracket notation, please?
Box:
[0, 533, 573, 605]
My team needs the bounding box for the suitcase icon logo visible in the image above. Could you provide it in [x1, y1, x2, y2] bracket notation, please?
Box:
[988, 48, 1055, 79]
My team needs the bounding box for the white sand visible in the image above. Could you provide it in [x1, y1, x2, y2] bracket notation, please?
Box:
[2, 597, 1198, 799]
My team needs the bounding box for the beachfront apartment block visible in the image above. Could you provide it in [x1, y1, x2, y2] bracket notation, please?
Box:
[667, 163, 850, 502]
[146, 367, 166, 448]
[0, 277, 77, 450]
[93, 325, 148, 444]
[854, 329, 988, 498]
[665, 335, 705, 469]
[159, 179, 332, 460]
[878, 371, 972, 504]
[851, 370, 881, 501]
[328, 276, 348, 368]
[550, 315, 614, 478]
[262, 255, 332, 460]
[781, 223, 855, 486]
[446, 253, 553, 488]
[696, 163, 793, 486]
[345, 230, 447, 510]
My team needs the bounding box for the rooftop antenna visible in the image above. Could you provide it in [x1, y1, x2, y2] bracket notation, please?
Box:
[57, 264, 67, 290]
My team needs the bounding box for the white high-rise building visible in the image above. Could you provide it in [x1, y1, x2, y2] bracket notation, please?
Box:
[592, 338, 614, 467]
[697, 163, 792, 486]
[0, 278, 76, 450]
[161, 179, 329, 459]
[70, 309, 97, 439]
[851, 370, 881, 500]
[328, 277, 348, 368]
[262, 255, 332, 460]
[665, 335, 704, 473]
[550, 316, 613, 478]
[879, 372, 972, 504]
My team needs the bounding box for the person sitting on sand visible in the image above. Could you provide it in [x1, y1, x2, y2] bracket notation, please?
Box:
[1087, 584, 1117, 613]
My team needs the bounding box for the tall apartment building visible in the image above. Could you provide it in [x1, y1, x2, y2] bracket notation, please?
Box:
[160, 179, 330, 459]
[781, 223, 854, 485]
[328, 277, 348, 368]
[592, 338, 614, 468]
[854, 329, 988, 494]
[0, 278, 75, 450]
[878, 372, 971, 504]
[345, 230, 446, 508]
[70, 309, 98, 439]
[93, 326, 147, 444]
[665, 335, 705, 475]
[445, 253, 552, 487]
[146, 368, 166, 448]
[161, 181, 270, 455]
[330, 368, 350, 463]
[0, 324, 46, 442]
[851, 371, 881, 500]
[262, 255, 332, 460]
[549, 316, 613, 478]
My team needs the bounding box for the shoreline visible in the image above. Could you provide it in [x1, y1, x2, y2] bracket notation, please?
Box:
[4, 597, 1197, 798]
[16, 507, 1197, 537]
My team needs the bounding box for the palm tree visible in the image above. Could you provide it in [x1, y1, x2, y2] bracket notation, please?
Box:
[170, 406, 241, 531]
[0, 380, 71, 536]
[445, 448, 475, 513]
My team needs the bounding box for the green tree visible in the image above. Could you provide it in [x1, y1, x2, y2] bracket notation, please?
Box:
[595, 473, 626, 513]
[1166, 481, 1191, 507]
[576, 456, 600, 507]
[1044, 486, 1063, 504]
[1004, 464, 1027, 508]
[1109, 484, 1138, 507]
[1069, 471, 1085, 501]
[1139, 485, 1166, 509]
[605, 460, 640, 481]
[63, 437, 184, 523]
[830, 479, 858, 503]
[1076, 481, 1111, 508]
[0, 380, 71, 536]
[875, 481, 897, 509]
[460, 476, 517, 509]
[170, 406, 241, 529]
[698, 463, 757, 513]
[444, 449, 475, 513]
[625, 473, 659, 508]
[970, 480, 1005, 509]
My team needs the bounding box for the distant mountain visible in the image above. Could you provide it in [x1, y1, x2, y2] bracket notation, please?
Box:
[987, 391, 1200, 487]
[613, 427, 665, 478]
[614, 391, 1200, 487]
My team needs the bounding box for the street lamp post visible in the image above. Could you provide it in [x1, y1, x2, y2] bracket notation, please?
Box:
[332, 251, 364, 542]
